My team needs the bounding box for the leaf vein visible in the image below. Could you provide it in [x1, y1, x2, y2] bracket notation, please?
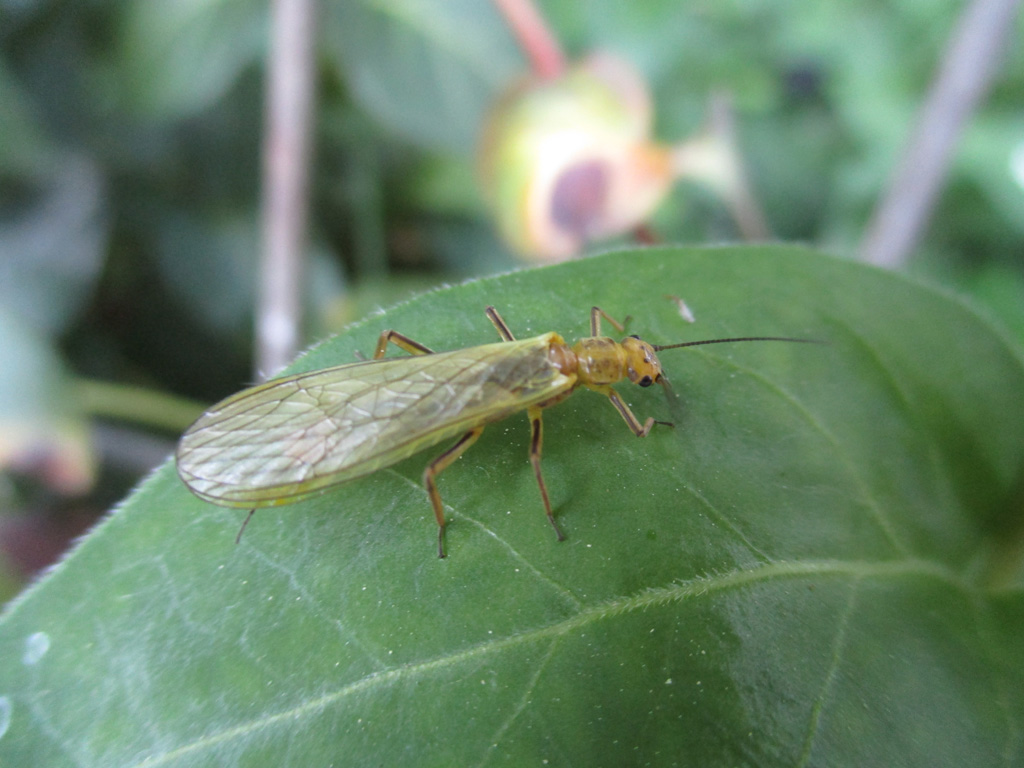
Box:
[473, 636, 564, 768]
[796, 576, 861, 766]
[131, 558, 965, 767]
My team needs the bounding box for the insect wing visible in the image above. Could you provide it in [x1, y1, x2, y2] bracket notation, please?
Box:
[176, 333, 572, 507]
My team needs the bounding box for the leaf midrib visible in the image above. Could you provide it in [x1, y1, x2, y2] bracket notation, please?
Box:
[131, 557, 965, 768]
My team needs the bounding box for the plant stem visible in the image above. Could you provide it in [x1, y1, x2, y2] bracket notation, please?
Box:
[492, 0, 566, 78]
[859, 0, 1021, 268]
[258, 0, 317, 377]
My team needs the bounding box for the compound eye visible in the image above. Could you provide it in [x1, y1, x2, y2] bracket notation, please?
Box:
[638, 375, 654, 387]
[629, 334, 641, 340]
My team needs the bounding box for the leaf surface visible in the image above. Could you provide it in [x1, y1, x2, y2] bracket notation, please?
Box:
[1, 246, 1022, 767]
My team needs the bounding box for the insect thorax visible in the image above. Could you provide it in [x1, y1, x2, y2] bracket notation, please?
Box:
[571, 337, 628, 386]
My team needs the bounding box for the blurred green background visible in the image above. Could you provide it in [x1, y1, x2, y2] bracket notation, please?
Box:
[1, 0, 1022, 601]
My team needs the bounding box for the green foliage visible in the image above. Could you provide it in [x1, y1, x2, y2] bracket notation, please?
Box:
[2, 2, 1023, 758]
[321, 0, 522, 152]
[3, 0, 1022, 347]
[0, 248, 1022, 765]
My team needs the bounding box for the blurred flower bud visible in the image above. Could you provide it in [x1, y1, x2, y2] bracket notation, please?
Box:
[480, 53, 668, 260]
[480, 53, 764, 261]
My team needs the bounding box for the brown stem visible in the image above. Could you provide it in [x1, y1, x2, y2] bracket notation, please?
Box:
[258, 0, 317, 377]
[492, 0, 566, 78]
[859, 0, 1021, 268]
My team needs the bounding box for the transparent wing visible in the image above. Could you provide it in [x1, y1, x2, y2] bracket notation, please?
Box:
[176, 334, 572, 506]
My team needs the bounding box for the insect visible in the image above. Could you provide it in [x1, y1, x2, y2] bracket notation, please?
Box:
[177, 306, 817, 557]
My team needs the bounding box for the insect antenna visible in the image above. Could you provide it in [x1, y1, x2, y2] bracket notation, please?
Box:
[653, 336, 824, 351]
[236, 509, 256, 544]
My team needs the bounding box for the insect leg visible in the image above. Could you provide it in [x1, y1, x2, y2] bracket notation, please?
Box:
[485, 306, 517, 341]
[590, 307, 630, 336]
[235, 509, 256, 544]
[597, 386, 674, 436]
[527, 405, 566, 542]
[373, 330, 435, 359]
[423, 426, 485, 558]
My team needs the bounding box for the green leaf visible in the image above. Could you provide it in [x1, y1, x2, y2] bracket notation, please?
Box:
[1, 246, 1023, 766]
[0, 307, 95, 495]
[117, 0, 267, 118]
[0, 156, 108, 336]
[323, 0, 522, 152]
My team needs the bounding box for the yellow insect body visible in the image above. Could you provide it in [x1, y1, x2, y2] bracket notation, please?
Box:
[177, 306, 813, 556]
